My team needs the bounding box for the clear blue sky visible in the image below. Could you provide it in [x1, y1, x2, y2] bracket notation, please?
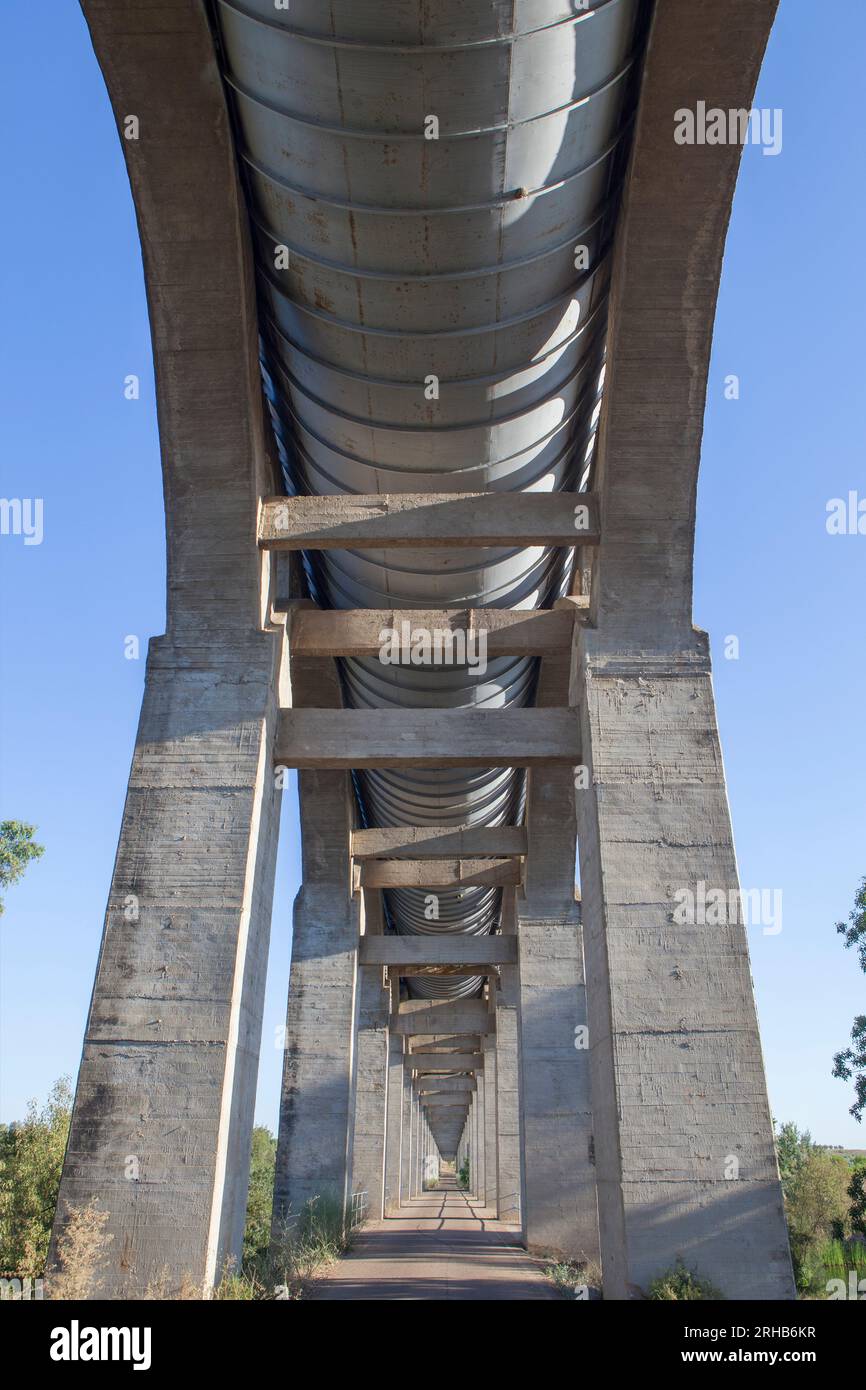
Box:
[1, 2, 864, 1145]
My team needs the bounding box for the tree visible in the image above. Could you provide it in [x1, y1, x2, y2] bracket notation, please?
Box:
[0, 1077, 72, 1277]
[243, 1126, 276, 1262]
[775, 1120, 813, 1197]
[848, 1158, 866, 1237]
[832, 877, 866, 1122]
[785, 1149, 852, 1247]
[0, 820, 44, 916]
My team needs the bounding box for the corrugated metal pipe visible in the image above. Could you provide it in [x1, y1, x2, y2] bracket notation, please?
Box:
[213, 0, 649, 998]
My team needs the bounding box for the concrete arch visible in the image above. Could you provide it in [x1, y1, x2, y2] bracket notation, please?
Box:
[591, 0, 780, 648]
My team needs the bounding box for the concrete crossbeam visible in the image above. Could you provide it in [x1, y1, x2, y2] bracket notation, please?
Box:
[405, 1055, 483, 1073]
[274, 708, 581, 769]
[393, 1000, 494, 1036]
[359, 858, 520, 889]
[411, 1037, 481, 1053]
[259, 492, 600, 550]
[352, 825, 527, 860]
[290, 606, 581, 658]
[415, 1077, 476, 1094]
[361, 936, 517, 967]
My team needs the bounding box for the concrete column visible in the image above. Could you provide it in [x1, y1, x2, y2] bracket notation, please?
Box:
[415, 1095, 423, 1198]
[478, 1073, 483, 1206]
[419, 1106, 427, 1192]
[496, 890, 522, 1225]
[51, 633, 283, 1295]
[400, 1064, 413, 1205]
[573, 628, 794, 1299]
[483, 1036, 499, 1214]
[52, 0, 290, 1298]
[517, 652, 599, 1261]
[349, 893, 391, 1219]
[384, 1019, 404, 1215]
[351, 977, 389, 1216]
[518, 906, 597, 1260]
[273, 765, 359, 1224]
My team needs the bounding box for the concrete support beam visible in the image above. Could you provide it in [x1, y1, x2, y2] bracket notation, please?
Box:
[362, 936, 516, 968]
[573, 630, 793, 1299]
[588, 0, 780, 650]
[275, 708, 581, 769]
[273, 650, 360, 1223]
[519, 907, 598, 1262]
[259, 491, 600, 550]
[483, 1036, 499, 1215]
[496, 890, 522, 1227]
[400, 1071, 414, 1205]
[394, 1000, 495, 1036]
[349, 894, 390, 1220]
[384, 977, 404, 1215]
[406, 1054, 483, 1074]
[50, 638, 283, 1296]
[50, 0, 286, 1299]
[517, 653, 599, 1262]
[415, 1078, 477, 1095]
[411, 1036, 481, 1053]
[359, 858, 520, 890]
[353, 825, 527, 860]
[291, 606, 578, 658]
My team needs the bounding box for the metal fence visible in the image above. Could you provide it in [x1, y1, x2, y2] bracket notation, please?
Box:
[348, 1190, 369, 1232]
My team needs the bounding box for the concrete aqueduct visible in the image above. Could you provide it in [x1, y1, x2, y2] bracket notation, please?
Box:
[51, 0, 795, 1299]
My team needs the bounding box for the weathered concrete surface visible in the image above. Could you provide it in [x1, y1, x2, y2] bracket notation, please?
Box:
[275, 707, 581, 770]
[299, 609, 574, 661]
[518, 910, 599, 1263]
[568, 0, 791, 1301]
[496, 892, 522, 1226]
[51, 639, 283, 1295]
[351, 969, 390, 1217]
[259, 491, 600, 550]
[394, 999, 494, 1036]
[407, 1053, 483, 1073]
[573, 631, 794, 1299]
[273, 767, 358, 1224]
[383, 976, 404, 1216]
[353, 826, 527, 859]
[474, 1083, 487, 1205]
[50, 0, 284, 1296]
[518, 653, 598, 1262]
[589, 0, 780, 651]
[483, 1036, 499, 1215]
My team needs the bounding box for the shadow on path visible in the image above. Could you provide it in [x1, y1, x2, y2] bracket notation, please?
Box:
[310, 1179, 560, 1301]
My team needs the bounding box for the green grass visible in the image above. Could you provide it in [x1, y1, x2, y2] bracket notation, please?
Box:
[213, 1189, 358, 1301]
[796, 1238, 866, 1299]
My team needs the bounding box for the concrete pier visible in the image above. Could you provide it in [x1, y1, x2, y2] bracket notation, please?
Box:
[573, 631, 794, 1298]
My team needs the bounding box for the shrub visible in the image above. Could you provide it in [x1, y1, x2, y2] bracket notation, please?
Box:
[0, 1077, 71, 1278]
[648, 1259, 723, 1301]
[46, 1200, 112, 1300]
